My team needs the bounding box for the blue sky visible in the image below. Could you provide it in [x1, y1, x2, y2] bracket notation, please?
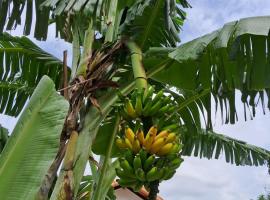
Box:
[1, 0, 270, 199]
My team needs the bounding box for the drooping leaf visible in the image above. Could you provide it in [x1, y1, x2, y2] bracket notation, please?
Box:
[0, 33, 66, 117]
[182, 129, 270, 166]
[145, 16, 270, 124]
[0, 76, 69, 199]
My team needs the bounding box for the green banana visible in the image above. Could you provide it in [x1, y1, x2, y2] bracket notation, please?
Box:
[152, 89, 164, 104]
[143, 155, 155, 171]
[117, 178, 138, 188]
[170, 157, 183, 169]
[139, 149, 148, 164]
[135, 91, 143, 116]
[124, 150, 134, 166]
[155, 158, 165, 168]
[167, 106, 177, 113]
[135, 168, 146, 182]
[143, 85, 154, 103]
[159, 104, 170, 114]
[133, 155, 142, 170]
[146, 167, 159, 182]
[142, 98, 153, 116]
[166, 153, 178, 161]
[162, 169, 176, 180]
[120, 108, 131, 120]
[117, 90, 126, 102]
[148, 100, 163, 115]
[130, 89, 138, 104]
[120, 159, 134, 175]
[116, 168, 136, 179]
[156, 167, 166, 180]
[162, 123, 179, 131]
[170, 143, 183, 154]
[162, 95, 172, 105]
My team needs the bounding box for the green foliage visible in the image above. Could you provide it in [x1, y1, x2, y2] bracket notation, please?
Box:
[0, 76, 69, 199]
[0, 124, 8, 153]
[92, 116, 120, 157]
[120, 0, 190, 50]
[145, 16, 270, 124]
[0, 33, 65, 117]
[182, 129, 270, 166]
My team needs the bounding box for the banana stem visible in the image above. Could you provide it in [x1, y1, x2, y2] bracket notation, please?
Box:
[91, 115, 120, 200]
[105, 0, 118, 42]
[148, 180, 159, 200]
[125, 41, 148, 90]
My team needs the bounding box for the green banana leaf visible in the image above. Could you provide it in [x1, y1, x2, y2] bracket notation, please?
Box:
[145, 16, 270, 124]
[0, 76, 69, 199]
[182, 129, 270, 166]
[0, 33, 65, 117]
[92, 116, 121, 157]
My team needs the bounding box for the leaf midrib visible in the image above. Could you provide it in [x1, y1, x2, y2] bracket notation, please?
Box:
[0, 83, 54, 175]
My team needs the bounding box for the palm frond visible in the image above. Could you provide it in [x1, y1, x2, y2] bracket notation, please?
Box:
[0, 33, 65, 117]
[182, 129, 270, 166]
[145, 16, 270, 124]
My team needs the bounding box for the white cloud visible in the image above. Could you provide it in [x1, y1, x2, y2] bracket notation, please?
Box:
[181, 0, 270, 42]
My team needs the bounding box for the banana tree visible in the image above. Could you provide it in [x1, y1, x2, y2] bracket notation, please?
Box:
[1, 0, 270, 199]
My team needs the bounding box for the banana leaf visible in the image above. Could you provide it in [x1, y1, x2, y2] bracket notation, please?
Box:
[0, 76, 69, 200]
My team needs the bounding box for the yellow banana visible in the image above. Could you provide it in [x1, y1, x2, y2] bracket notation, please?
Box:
[146, 126, 158, 139]
[132, 138, 141, 153]
[116, 138, 127, 149]
[125, 98, 137, 118]
[124, 137, 133, 150]
[156, 143, 174, 156]
[150, 137, 167, 154]
[125, 127, 135, 144]
[144, 133, 155, 151]
[166, 133, 176, 143]
[144, 126, 158, 151]
[136, 129, 145, 145]
[154, 130, 169, 141]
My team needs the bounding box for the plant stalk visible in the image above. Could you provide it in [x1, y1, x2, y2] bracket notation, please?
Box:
[91, 115, 120, 200]
[148, 180, 159, 200]
[105, 0, 118, 42]
[125, 41, 148, 90]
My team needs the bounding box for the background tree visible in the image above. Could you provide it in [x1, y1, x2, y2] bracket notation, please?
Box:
[0, 0, 270, 199]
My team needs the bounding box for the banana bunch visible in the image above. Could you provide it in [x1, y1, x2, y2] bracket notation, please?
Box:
[141, 126, 182, 157]
[115, 85, 184, 192]
[118, 86, 176, 119]
[116, 149, 183, 191]
[115, 127, 142, 154]
[116, 125, 182, 156]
